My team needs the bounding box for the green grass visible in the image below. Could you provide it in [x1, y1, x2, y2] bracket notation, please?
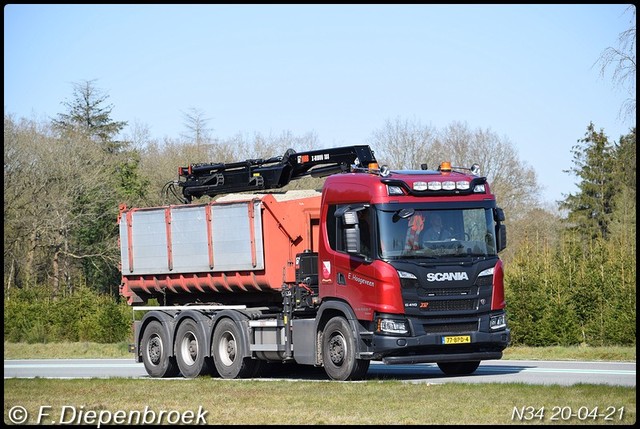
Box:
[3, 378, 636, 425]
[4, 341, 132, 359]
[502, 345, 636, 362]
[4, 341, 636, 361]
[4, 342, 636, 425]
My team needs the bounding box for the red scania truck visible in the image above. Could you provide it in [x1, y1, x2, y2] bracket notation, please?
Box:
[118, 145, 510, 381]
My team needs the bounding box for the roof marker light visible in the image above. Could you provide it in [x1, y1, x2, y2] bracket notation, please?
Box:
[440, 161, 452, 172]
[456, 181, 470, 190]
[428, 181, 442, 190]
[442, 181, 455, 190]
[413, 181, 428, 191]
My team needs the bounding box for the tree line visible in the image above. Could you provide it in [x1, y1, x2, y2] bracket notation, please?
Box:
[3, 79, 635, 346]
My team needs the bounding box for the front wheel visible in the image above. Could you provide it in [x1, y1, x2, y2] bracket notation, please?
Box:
[322, 316, 370, 381]
[140, 320, 179, 378]
[437, 361, 480, 376]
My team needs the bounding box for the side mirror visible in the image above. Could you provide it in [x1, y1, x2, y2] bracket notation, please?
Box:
[338, 209, 361, 253]
[496, 224, 507, 253]
[344, 227, 361, 254]
[394, 208, 415, 221]
[494, 207, 505, 222]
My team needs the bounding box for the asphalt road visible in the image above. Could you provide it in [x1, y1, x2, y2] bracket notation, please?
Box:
[4, 359, 635, 387]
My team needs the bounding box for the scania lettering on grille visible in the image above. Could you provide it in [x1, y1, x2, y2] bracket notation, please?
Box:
[426, 272, 469, 282]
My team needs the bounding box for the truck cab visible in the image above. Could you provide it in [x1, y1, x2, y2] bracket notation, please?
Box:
[315, 163, 510, 375]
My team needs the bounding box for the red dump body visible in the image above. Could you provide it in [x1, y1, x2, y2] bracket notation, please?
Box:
[118, 190, 321, 305]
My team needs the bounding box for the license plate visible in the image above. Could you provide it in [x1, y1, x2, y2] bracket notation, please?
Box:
[442, 335, 471, 344]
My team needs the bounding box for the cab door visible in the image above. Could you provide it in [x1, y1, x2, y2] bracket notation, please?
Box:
[329, 205, 378, 321]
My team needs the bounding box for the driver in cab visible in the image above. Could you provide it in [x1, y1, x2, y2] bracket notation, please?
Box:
[423, 213, 451, 241]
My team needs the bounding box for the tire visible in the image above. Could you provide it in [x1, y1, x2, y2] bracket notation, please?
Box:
[175, 318, 210, 378]
[437, 361, 480, 376]
[206, 356, 220, 378]
[140, 320, 180, 378]
[322, 316, 370, 381]
[211, 318, 260, 379]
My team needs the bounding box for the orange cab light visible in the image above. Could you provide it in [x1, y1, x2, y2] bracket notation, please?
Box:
[368, 162, 379, 171]
[440, 161, 452, 172]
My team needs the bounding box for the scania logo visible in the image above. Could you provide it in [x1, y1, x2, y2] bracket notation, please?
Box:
[426, 272, 469, 282]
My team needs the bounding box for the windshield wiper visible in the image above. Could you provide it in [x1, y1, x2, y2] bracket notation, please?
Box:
[398, 254, 439, 260]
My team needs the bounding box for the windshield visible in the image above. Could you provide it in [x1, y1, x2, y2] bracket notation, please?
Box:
[377, 207, 497, 259]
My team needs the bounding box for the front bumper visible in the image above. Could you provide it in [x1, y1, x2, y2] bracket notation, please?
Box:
[365, 328, 511, 364]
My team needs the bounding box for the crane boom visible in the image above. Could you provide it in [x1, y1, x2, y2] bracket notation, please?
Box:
[176, 145, 377, 202]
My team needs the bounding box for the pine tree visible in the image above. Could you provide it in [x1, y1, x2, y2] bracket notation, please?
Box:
[560, 122, 616, 240]
[52, 79, 127, 153]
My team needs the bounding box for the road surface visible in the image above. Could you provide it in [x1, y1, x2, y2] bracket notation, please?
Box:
[4, 359, 635, 386]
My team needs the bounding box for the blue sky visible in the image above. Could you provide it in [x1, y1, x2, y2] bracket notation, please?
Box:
[4, 4, 635, 205]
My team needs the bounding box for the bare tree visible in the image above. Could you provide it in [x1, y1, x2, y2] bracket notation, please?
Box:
[435, 121, 540, 218]
[369, 119, 540, 220]
[122, 119, 154, 151]
[181, 107, 213, 148]
[368, 117, 437, 169]
[594, 6, 636, 122]
[141, 130, 322, 205]
[4, 114, 50, 288]
[4, 114, 119, 294]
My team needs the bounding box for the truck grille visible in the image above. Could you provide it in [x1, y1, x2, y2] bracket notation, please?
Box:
[475, 275, 493, 287]
[421, 299, 477, 312]
[417, 287, 472, 297]
[423, 321, 478, 334]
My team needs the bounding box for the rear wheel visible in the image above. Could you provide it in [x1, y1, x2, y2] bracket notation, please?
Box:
[437, 361, 480, 376]
[322, 316, 370, 381]
[211, 318, 261, 379]
[175, 318, 210, 378]
[141, 320, 179, 378]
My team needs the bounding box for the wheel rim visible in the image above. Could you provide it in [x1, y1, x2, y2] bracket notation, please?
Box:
[147, 334, 162, 366]
[217, 331, 236, 366]
[328, 332, 346, 366]
[179, 330, 198, 366]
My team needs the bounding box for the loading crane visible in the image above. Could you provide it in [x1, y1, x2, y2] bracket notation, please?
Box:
[170, 145, 378, 203]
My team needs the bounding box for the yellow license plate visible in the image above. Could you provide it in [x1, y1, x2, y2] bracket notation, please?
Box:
[442, 335, 471, 344]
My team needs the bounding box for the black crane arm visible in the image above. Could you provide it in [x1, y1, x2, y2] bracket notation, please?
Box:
[175, 145, 377, 202]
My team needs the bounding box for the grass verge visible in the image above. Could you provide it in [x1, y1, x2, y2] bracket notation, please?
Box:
[3, 378, 636, 425]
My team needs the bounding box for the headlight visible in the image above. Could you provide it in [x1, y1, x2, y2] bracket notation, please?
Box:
[398, 270, 418, 289]
[377, 318, 409, 335]
[478, 267, 495, 277]
[397, 270, 417, 279]
[490, 314, 507, 330]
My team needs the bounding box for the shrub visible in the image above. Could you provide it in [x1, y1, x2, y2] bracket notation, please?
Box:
[4, 285, 131, 343]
